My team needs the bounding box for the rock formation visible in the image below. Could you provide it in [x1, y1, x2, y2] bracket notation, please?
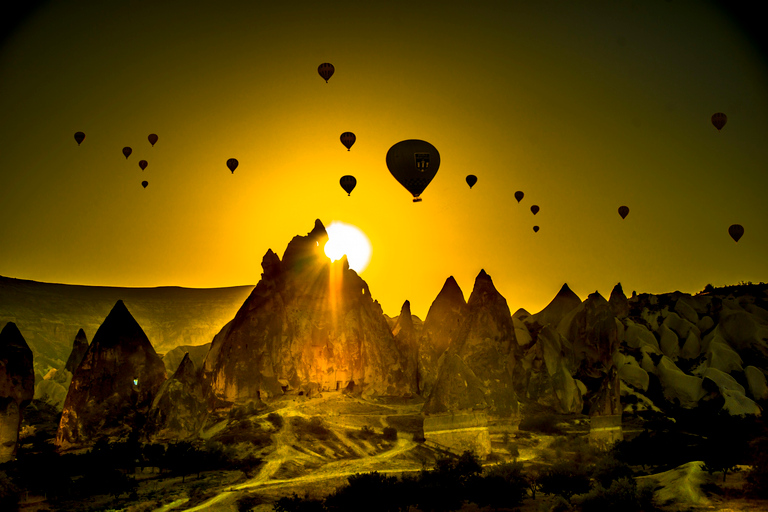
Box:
[424, 270, 518, 416]
[417, 277, 467, 397]
[526, 283, 582, 329]
[203, 220, 416, 404]
[0, 322, 34, 463]
[56, 300, 167, 449]
[146, 353, 208, 440]
[162, 343, 211, 376]
[391, 301, 419, 394]
[35, 329, 89, 411]
[64, 328, 89, 373]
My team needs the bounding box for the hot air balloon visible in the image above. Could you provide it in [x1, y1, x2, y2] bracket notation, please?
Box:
[139, 160, 148, 171]
[318, 63, 334, 82]
[340, 175, 357, 195]
[514, 191, 524, 203]
[531, 205, 540, 215]
[148, 134, 158, 146]
[74, 132, 85, 145]
[340, 132, 356, 151]
[712, 112, 727, 131]
[141, 181, 148, 189]
[123, 147, 132, 159]
[386, 139, 440, 202]
[728, 224, 744, 242]
[533, 225, 539, 233]
[226, 158, 238, 173]
[618, 205, 629, 219]
[466, 175, 477, 189]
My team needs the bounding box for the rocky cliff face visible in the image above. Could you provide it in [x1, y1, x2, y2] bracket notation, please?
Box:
[64, 328, 89, 374]
[417, 277, 467, 397]
[203, 220, 416, 404]
[424, 270, 519, 416]
[0, 322, 34, 463]
[146, 353, 208, 440]
[56, 300, 167, 449]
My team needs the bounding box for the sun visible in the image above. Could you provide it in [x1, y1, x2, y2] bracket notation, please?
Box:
[324, 221, 372, 273]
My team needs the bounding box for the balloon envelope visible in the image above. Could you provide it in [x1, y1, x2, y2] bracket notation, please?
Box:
[226, 158, 238, 173]
[123, 147, 132, 159]
[139, 160, 148, 171]
[148, 133, 158, 146]
[141, 181, 148, 189]
[533, 225, 539, 233]
[514, 191, 524, 203]
[466, 175, 477, 189]
[618, 205, 629, 219]
[318, 63, 334, 82]
[340, 132, 356, 151]
[74, 132, 85, 145]
[386, 139, 440, 202]
[728, 224, 744, 242]
[712, 112, 727, 131]
[340, 175, 357, 195]
[531, 205, 540, 215]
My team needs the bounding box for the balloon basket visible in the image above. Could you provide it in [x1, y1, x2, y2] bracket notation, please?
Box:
[413, 197, 422, 203]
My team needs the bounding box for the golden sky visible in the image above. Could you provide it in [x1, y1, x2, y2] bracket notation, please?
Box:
[1, 0, 766, 319]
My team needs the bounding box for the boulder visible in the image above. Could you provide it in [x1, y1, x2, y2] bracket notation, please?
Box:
[625, 323, 660, 352]
[745, 366, 768, 401]
[702, 367, 745, 395]
[721, 390, 761, 416]
[0, 322, 35, 463]
[674, 298, 699, 325]
[680, 331, 701, 360]
[697, 316, 715, 334]
[659, 324, 680, 361]
[619, 364, 649, 391]
[662, 312, 700, 341]
[656, 356, 705, 408]
[701, 337, 743, 374]
[56, 300, 167, 449]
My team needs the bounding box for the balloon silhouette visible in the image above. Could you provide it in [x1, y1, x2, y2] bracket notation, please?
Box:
[514, 191, 524, 203]
[139, 160, 148, 171]
[531, 205, 540, 215]
[74, 132, 85, 145]
[123, 147, 132, 159]
[728, 224, 744, 242]
[226, 158, 238, 173]
[533, 225, 539, 233]
[618, 205, 629, 219]
[712, 112, 727, 131]
[340, 132, 356, 151]
[148, 134, 158, 146]
[466, 175, 477, 189]
[386, 140, 440, 202]
[318, 63, 334, 82]
[340, 175, 357, 195]
[141, 181, 148, 189]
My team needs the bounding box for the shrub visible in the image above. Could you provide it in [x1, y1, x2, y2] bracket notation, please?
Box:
[540, 461, 591, 500]
[382, 426, 397, 441]
[267, 412, 284, 429]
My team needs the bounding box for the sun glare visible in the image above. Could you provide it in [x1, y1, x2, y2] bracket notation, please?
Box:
[324, 222, 372, 273]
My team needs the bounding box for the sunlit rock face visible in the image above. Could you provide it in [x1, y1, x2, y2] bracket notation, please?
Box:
[146, 353, 208, 440]
[0, 322, 34, 463]
[418, 277, 467, 397]
[203, 220, 416, 404]
[424, 270, 519, 416]
[55, 300, 167, 450]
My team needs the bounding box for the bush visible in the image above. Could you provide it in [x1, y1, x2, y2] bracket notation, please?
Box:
[267, 412, 284, 429]
[572, 477, 646, 512]
[519, 413, 563, 435]
[540, 461, 591, 500]
[382, 426, 397, 441]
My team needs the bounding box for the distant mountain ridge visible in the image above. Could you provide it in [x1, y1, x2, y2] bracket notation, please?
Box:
[0, 275, 254, 379]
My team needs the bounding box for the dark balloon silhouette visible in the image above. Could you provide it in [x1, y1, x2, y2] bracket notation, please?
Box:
[148, 133, 158, 146]
[340, 175, 357, 195]
[123, 147, 132, 159]
[514, 191, 524, 203]
[466, 175, 477, 189]
[712, 112, 727, 131]
[386, 139, 440, 202]
[141, 181, 148, 189]
[728, 224, 744, 242]
[139, 160, 148, 171]
[340, 132, 356, 151]
[226, 158, 238, 173]
[618, 205, 629, 219]
[318, 63, 334, 82]
[531, 205, 539, 215]
[74, 132, 85, 145]
[533, 225, 539, 233]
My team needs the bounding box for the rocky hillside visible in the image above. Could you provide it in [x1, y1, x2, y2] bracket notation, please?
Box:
[0, 275, 253, 380]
